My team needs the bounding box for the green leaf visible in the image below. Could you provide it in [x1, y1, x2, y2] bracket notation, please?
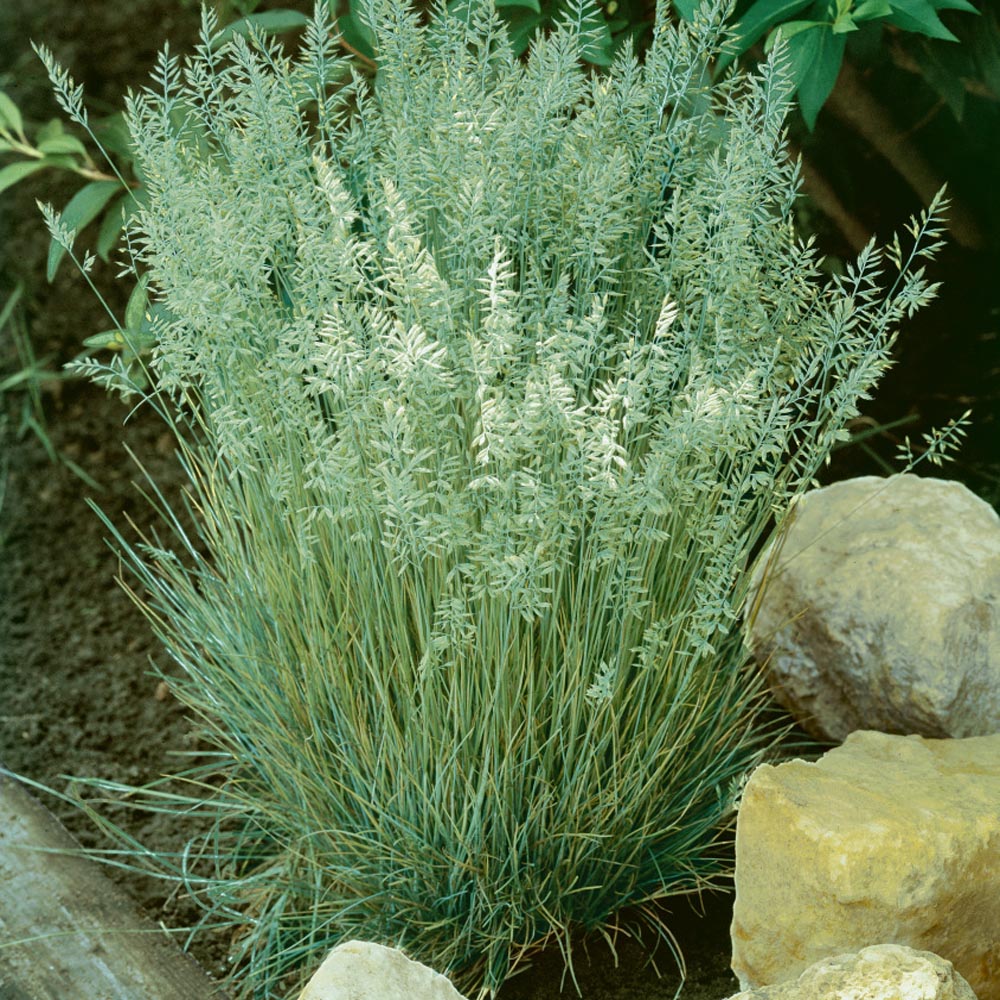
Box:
[46, 180, 122, 281]
[931, 0, 978, 12]
[499, 7, 545, 55]
[787, 23, 846, 128]
[0, 159, 48, 196]
[610, 21, 646, 58]
[831, 12, 859, 31]
[764, 18, 825, 48]
[95, 191, 135, 261]
[336, 9, 376, 61]
[37, 134, 88, 157]
[886, 0, 958, 39]
[671, 0, 700, 19]
[35, 118, 64, 146]
[93, 112, 134, 162]
[851, 0, 893, 19]
[582, 38, 615, 65]
[38, 154, 79, 170]
[446, 0, 480, 28]
[580, 18, 615, 64]
[495, 0, 541, 12]
[82, 329, 126, 350]
[125, 272, 151, 332]
[82, 326, 156, 357]
[212, 9, 311, 48]
[550, 0, 615, 65]
[717, 0, 817, 70]
[0, 91, 25, 138]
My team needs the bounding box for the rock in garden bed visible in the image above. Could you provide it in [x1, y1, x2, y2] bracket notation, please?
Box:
[746, 474, 1000, 741]
[731, 729, 1000, 1000]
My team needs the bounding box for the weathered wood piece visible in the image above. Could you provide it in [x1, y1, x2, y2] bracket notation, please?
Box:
[0, 766, 230, 999]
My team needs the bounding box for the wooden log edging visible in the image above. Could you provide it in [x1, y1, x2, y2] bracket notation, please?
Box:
[0, 766, 231, 999]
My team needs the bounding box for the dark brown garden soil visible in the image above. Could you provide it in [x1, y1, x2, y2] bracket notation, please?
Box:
[1, 2, 996, 999]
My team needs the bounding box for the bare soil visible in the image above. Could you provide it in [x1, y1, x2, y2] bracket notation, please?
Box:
[1, 2, 996, 998]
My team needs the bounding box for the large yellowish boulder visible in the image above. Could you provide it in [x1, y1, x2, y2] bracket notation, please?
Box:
[746, 474, 1000, 741]
[731, 731, 1000, 1000]
[297, 941, 468, 1000]
[726, 944, 978, 1000]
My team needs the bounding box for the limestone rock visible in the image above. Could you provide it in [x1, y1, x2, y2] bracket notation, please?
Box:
[726, 944, 978, 1000]
[730, 730, 1000, 1000]
[746, 474, 1000, 741]
[297, 940, 469, 1000]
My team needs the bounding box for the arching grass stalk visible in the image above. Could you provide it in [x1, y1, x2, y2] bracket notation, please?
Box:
[49, 0, 950, 996]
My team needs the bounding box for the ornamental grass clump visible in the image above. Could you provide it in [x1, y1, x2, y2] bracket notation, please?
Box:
[56, 0, 947, 995]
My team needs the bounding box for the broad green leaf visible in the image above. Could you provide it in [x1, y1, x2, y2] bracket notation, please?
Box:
[610, 21, 647, 58]
[931, 0, 978, 12]
[672, 0, 700, 19]
[551, 0, 615, 65]
[831, 12, 859, 31]
[212, 9, 311, 48]
[830, 0, 858, 30]
[35, 118, 64, 146]
[886, 0, 958, 39]
[789, 24, 846, 128]
[500, 7, 545, 55]
[95, 191, 137, 261]
[46, 180, 121, 281]
[38, 134, 88, 157]
[336, 9, 376, 60]
[125, 272, 151, 332]
[495, 0, 541, 12]
[38, 154, 79, 170]
[0, 91, 25, 138]
[446, 0, 481, 27]
[242, 8, 310, 30]
[580, 18, 615, 64]
[93, 112, 134, 161]
[851, 0, 893, 19]
[0, 159, 47, 196]
[82, 327, 156, 355]
[716, 0, 816, 70]
[83, 329, 126, 350]
[0, 139, 16, 153]
[582, 38, 615, 65]
[764, 18, 825, 48]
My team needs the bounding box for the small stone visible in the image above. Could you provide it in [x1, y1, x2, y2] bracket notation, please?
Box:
[725, 944, 978, 1000]
[297, 940, 469, 1000]
[730, 730, 1000, 1000]
[746, 474, 1000, 741]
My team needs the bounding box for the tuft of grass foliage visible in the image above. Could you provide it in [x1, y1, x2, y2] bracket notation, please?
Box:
[53, 0, 952, 995]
